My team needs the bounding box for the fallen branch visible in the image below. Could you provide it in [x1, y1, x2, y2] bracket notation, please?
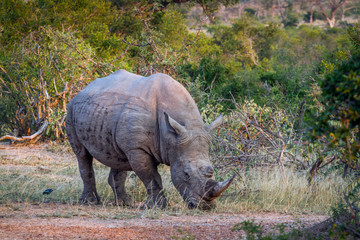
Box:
[344, 192, 360, 224]
[0, 121, 48, 143]
[335, 220, 360, 238]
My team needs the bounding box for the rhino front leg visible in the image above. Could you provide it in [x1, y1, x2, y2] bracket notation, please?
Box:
[108, 169, 134, 207]
[128, 150, 167, 209]
[77, 149, 100, 204]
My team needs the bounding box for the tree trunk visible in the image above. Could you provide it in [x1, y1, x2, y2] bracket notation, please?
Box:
[308, 1, 315, 23]
[328, 15, 336, 28]
[271, 5, 275, 17]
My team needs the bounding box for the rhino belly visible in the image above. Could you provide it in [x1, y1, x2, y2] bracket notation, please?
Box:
[71, 101, 132, 171]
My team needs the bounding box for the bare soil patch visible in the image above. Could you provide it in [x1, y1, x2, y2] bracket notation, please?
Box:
[0, 143, 328, 239]
[0, 203, 327, 240]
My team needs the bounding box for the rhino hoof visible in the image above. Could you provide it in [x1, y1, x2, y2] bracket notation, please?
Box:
[79, 192, 101, 205]
[116, 195, 135, 208]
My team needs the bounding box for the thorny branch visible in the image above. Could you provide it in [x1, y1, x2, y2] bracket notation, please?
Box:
[211, 98, 307, 176]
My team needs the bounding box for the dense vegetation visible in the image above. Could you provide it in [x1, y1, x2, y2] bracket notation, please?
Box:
[0, 0, 359, 238]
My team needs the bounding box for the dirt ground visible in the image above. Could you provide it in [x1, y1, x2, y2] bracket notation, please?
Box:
[0, 143, 329, 239]
[0, 203, 328, 240]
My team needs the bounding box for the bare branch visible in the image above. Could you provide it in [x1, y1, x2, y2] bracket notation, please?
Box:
[0, 121, 48, 143]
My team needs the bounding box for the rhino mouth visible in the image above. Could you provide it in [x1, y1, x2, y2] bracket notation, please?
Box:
[182, 175, 236, 210]
[187, 197, 198, 209]
[187, 196, 216, 210]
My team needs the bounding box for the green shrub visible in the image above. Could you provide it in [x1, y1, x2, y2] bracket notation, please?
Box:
[309, 24, 360, 238]
[0, 27, 116, 139]
[232, 220, 324, 240]
[283, 12, 299, 27]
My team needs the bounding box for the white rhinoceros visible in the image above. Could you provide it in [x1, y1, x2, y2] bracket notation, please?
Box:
[66, 69, 234, 209]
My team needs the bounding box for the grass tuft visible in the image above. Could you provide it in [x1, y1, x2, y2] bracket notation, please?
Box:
[218, 167, 346, 214]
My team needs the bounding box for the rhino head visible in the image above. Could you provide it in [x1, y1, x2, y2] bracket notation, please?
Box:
[165, 113, 235, 210]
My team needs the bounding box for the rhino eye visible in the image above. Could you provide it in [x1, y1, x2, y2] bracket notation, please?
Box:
[184, 171, 190, 181]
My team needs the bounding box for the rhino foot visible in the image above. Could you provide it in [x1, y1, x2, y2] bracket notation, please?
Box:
[79, 191, 101, 205]
[115, 194, 135, 207]
[141, 192, 167, 209]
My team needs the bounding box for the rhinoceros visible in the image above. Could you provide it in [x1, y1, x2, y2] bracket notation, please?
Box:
[66, 69, 234, 209]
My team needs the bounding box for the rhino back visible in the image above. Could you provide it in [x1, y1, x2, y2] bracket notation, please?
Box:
[67, 70, 204, 168]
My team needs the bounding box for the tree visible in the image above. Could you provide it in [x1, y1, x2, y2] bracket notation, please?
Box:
[209, 16, 280, 67]
[340, 0, 360, 21]
[0, 0, 115, 47]
[301, 0, 317, 23]
[311, 24, 360, 236]
[316, 24, 360, 160]
[315, 0, 347, 28]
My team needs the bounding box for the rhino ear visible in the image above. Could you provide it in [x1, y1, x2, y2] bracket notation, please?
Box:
[205, 114, 223, 133]
[164, 112, 188, 137]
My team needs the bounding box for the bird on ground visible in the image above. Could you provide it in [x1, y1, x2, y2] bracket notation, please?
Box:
[43, 189, 53, 195]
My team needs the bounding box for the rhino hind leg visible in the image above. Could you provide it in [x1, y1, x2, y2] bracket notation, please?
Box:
[128, 150, 167, 209]
[108, 169, 134, 207]
[76, 148, 101, 204]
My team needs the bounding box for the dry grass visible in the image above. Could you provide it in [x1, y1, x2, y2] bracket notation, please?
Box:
[218, 167, 346, 214]
[0, 143, 347, 217]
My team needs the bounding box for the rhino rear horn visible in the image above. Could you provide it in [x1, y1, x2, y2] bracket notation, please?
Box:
[205, 174, 235, 200]
[205, 114, 223, 132]
[164, 112, 188, 138]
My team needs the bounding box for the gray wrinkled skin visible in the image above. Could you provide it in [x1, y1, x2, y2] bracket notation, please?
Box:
[66, 70, 232, 209]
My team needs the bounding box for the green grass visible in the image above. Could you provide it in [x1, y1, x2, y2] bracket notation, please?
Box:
[0, 146, 347, 215]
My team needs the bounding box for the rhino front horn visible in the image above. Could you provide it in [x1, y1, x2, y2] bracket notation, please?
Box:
[205, 174, 235, 200]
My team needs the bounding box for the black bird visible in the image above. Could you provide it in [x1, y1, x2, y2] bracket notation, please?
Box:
[43, 189, 53, 195]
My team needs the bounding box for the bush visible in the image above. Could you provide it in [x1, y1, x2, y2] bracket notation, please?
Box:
[283, 12, 299, 27]
[244, 8, 256, 16]
[313, 24, 360, 163]
[0, 27, 116, 139]
[309, 24, 360, 238]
